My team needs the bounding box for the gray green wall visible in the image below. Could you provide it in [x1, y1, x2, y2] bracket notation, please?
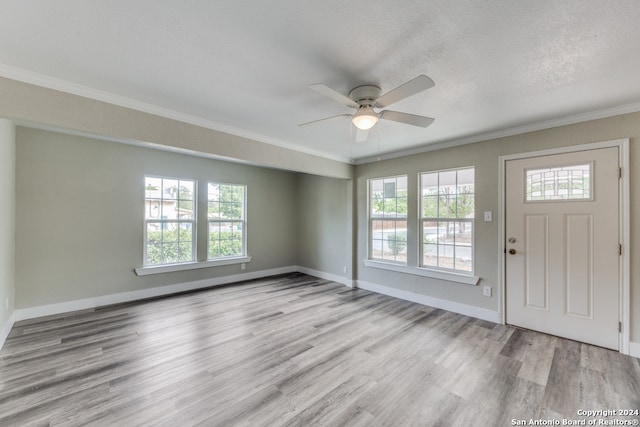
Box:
[15, 127, 299, 308]
[356, 111, 640, 343]
[0, 119, 15, 337]
[296, 173, 351, 280]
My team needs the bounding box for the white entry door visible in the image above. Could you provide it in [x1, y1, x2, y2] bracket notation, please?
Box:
[505, 147, 620, 350]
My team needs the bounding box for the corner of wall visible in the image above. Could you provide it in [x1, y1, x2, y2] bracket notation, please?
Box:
[0, 312, 15, 350]
[0, 118, 16, 352]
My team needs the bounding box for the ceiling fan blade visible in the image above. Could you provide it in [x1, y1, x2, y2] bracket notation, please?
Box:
[298, 114, 352, 127]
[309, 84, 359, 108]
[380, 110, 435, 127]
[355, 128, 369, 143]
[375, 75, 435, 108]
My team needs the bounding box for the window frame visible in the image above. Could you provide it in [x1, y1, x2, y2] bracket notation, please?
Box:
[367, 175, 409, 265]
[207, 182, 247, 260]
[419, 167, 475, 275]
[143, 175, 196, 267]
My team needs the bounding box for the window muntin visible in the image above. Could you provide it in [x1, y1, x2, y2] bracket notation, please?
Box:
[144, 177, 195, 266]
[420, 168, 474, 273]
[369, 175, 408, 263]
[525, 163, 592, 202]
[208, 183, 246, 259]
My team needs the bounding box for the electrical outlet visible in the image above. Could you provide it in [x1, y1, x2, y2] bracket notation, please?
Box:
[343, 266, 347, 274]
[484, 211, 493, 222]
[241, 263, 246, 270]
[483, 286, 492, 297]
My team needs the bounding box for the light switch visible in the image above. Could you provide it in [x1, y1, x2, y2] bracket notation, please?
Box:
[484, 211, 493, 222]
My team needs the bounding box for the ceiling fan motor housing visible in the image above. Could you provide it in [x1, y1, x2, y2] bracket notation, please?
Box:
[349, 85, 381, 107]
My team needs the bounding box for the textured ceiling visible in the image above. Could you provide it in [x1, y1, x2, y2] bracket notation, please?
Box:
[1, 0, 640, 163]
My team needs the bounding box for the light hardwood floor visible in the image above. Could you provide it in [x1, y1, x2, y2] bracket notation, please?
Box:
[1, 273, 639, 426]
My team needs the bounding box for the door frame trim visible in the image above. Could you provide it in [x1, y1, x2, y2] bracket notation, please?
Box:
[498, 139, 630, 354]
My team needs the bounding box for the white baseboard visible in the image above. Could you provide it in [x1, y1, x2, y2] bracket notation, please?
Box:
[14, 266, 296, 322]
[5, 267, 637, 359]
[356, 280, 501, 323]
[295, 266, 354, 288]
[629, 341, 640, 359]
[0, 311, 15, 350]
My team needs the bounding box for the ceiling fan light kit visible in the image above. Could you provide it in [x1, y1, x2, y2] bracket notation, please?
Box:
[352, 106, 379, 130]
[302, 75, 436, 140]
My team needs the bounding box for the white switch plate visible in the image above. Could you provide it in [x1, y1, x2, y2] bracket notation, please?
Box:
[484, 211, 493, 222]
[483, 286, 492, 297]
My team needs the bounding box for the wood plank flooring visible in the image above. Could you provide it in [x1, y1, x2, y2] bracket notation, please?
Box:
[1, 273, 639, 426]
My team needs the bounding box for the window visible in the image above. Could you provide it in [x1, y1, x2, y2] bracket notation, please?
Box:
[525, 163, 592, 202]
[144, 177, 195, 266]
[369, 175, 408, 263]
[208, 183, 246, 259]
[420, 168, 474, 273]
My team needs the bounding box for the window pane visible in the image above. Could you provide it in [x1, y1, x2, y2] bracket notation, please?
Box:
[439, 194, 456, 218]
[526, 163, 591, 201]
[439, 170, 456, 189]
[208, 201, 220, 219]
[179, 242, 193, 262]
[421, 173, 438, 195]
[423, 243, 438, 267]
[144, 176, 195, 266]
[146, 200, 161, 219]
[162, 243, 179, 264]
[208, 183, 220, 201]
[163, 179, 178, 200]
[146, 243, 162, 266]
[371, 239, 383, 259]
[208, 241, 220, 259]
[419, 168, 475, 274]
[178, 181, 193, 200]
[371, 220, 384, 240]
[369, 176, 408, 264]
[422, 196, 437, 218]
[146, 223, 162, 243]
[437, 244, 454, 269]
[385, 230, 407, 262]
[438, 221, 453, 244]
[145, 177, 161, 198]
[208, 183, 246, 260]
[423, 221, 437, 244]
[455, 221, 473, 246]
[178, 201, 193, 219]
[456, 194, 474, 219]
[457, 168, 474, 188]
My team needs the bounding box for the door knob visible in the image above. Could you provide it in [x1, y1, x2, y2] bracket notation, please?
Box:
[509, 249, 516, 255]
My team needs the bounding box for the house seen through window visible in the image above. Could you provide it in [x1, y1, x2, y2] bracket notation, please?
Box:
[144, 177, 195, 266]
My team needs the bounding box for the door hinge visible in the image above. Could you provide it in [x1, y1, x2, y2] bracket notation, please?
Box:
[619, 322, 622, 333]
[619, 167, 623, 179]
[619, 244, 623, 256]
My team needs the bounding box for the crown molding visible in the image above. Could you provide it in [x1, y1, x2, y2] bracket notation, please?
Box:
[0, 63, 350, 164]
[3, 63, 640, 166]
[354, 101, 640, 164]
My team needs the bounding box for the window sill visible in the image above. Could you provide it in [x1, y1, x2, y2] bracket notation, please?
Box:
[135, 256, 252, 276]
[363, 259, 480, 285]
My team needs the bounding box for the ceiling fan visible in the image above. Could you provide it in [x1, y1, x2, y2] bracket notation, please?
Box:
[300, 75, 435, 141]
